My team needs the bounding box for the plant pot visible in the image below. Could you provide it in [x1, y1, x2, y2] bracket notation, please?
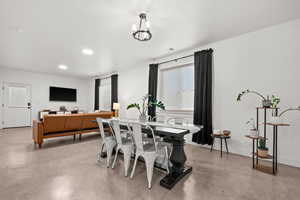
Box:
[269, 116, 282, 124]
[262, 99, 272, 108]
[258, 148, 269, 158]
[139, 114, 148, 122]
[249, 129, 258, 137]
[223, 130, 231, 136]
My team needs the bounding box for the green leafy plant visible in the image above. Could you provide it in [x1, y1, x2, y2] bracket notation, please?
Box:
[127, 103, 141, 114]
[271, 95, 280, 108]
[279, 106, 300, 117]
[258, 139, 268, 150]
[126, 94, 165, 116]
[237, 89, 266, 101]
[246, 118, 257, 130]
[149, 99, 165, 110]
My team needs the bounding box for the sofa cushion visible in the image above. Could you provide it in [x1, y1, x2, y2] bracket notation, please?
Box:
[43, 115, 67, 133]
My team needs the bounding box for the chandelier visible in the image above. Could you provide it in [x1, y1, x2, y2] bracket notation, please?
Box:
[132, 13, 152, 41]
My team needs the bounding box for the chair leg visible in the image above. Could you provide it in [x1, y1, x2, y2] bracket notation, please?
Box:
[106, 145, 114, 168]
[112, 147, 119, 169]
[97, 142, 105, 162]
[123, 146, 132, 177]
[130, 154, 139, 179]
[144, 154, 156, 189]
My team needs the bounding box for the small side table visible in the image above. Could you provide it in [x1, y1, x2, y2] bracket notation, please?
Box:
[210, 134, 231, 157]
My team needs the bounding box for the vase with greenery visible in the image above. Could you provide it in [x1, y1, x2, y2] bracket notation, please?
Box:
[270, 106, 300, 124]
[246, 118, 258, 137]
[270, 95, 280, 108]
[258, 139, 269, 158]
[237, 89, 272, 108]
[127, 94, 165, 122]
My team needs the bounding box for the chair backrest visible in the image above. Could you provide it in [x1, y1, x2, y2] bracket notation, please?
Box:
[96, 118, 107, 139]
[110, 119, 123, 145]
[131, 122, 157, 152]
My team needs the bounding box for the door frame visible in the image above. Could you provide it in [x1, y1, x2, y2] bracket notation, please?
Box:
[1, 81, 32, 128]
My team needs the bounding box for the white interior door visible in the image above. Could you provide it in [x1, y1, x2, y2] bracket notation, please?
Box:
[2, 82, 32, 128]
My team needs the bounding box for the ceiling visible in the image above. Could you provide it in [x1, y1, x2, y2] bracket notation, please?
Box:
[0, 0, 300, 78]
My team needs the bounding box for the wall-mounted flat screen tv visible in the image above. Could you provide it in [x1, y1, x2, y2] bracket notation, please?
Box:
[49, 86, 77, 102]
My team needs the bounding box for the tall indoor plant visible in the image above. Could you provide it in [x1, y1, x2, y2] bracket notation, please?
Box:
[127, 94, 165, 122]
[237, 89, 272, 108]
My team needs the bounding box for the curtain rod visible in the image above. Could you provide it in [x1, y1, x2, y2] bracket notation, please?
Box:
[157, 54, 194, 65]
[156, 48, 213, 65]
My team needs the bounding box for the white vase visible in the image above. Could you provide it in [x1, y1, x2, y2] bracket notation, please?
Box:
[269, 116, 282, 124]
[139, 114, 148, 122]
[250, 129, 258, 137]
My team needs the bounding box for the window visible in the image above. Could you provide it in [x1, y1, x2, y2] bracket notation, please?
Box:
[159, 64, 194, 111]
[99, 78, 111, 111]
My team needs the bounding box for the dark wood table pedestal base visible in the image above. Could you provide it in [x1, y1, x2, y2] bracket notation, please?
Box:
[160, 166, 192, 189]
[160, 136, 191, 189]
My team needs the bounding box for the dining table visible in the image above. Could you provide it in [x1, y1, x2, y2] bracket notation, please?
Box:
[94, 118, 202, 190]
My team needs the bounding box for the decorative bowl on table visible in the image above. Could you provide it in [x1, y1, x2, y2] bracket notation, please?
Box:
[223, 130, 231, 136]
[213, 129, 222, 135]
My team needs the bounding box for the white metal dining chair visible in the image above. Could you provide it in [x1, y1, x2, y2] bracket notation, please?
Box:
[96, 118, 117, 168]
[110, 119, 134, 177]
[130, 122, 170, 189]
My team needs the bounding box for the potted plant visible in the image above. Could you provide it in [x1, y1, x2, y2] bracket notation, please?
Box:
[270, 95, 280, 108]
[246, 118, 258, 137]
[258, 139, 269, 158]
[127, 94, 165, 122]
[270, 106, 300, 124]
[237, 89, 272, 108]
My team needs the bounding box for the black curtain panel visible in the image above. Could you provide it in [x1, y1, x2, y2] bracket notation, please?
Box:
[192, 49, 213, 145]
[111, 74, 118, 110]
[148, 63, 158, 120]
[94, 79, 100, 110]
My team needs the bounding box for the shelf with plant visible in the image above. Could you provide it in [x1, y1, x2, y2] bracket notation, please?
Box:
[237, 89, 270, 107]
[269, 106, 300, 125]
[246, 118, 258, 137]
[257, 139, 270, 158]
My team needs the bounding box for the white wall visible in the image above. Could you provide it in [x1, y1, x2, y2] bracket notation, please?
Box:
[118, 64, 149, 119]
[0, 68, 91, 127]
[117, 19, 300, 167]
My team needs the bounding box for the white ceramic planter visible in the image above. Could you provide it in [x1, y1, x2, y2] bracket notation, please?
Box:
[269, 116, 283, 124]
[249, 129, 258, 137]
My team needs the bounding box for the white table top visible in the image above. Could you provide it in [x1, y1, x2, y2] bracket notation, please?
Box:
[103, 118, 202, 134]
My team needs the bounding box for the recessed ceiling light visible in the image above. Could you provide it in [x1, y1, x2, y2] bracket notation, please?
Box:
[16, 28, 24, 33]
[169, 48, 175, 51]
[58, 64, 68, 70]
[82, 48, 94, 55]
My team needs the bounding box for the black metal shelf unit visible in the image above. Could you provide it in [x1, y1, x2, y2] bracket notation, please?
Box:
[248, 107, 279, 175]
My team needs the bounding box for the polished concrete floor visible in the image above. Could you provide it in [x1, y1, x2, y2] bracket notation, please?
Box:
[1, 127, 300, 200]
